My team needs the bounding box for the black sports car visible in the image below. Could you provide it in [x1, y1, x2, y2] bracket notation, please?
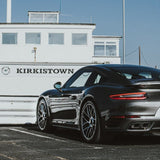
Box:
[37, 64, 160, 143]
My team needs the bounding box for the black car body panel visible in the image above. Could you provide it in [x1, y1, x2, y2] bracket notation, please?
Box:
[37, 64, 160, 135]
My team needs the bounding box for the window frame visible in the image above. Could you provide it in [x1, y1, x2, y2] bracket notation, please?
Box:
[48, 33, 64, 45]
[72, 33, 88, 45]
[2, 33, 18, 45]
[106, 44, 117, 56]
[94, 44, 105, 56]
[25, 33, 41, 44]
[94, 41, 117, 57]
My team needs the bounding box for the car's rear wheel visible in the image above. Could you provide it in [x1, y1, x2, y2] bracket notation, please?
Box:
[37, 99, 52, 131]
[80, 100, 103, 143]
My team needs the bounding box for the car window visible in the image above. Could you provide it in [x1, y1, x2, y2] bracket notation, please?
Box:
[119, 72, 152, 80]
[121, 73, 132, 79]
[139, 72, 152, 79]
[110, 67, 160, 81]
[94, 74, 101, 84]
[93, 74, 111, 85]
[69, 71, 92, 88]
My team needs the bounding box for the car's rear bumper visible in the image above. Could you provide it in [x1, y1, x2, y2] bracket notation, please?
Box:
[104, 108, 160, 133]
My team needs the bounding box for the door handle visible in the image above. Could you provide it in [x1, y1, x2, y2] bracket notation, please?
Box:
[70, 95, 77, 100]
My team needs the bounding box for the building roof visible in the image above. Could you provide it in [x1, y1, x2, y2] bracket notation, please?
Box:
[93, 35, 122, 39]
[28, 11, 60, 13]
[0, 23, 96, 26]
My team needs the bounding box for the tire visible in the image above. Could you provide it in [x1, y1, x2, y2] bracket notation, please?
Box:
[80, 100, 103, 143]
[37, 99, 52, 132]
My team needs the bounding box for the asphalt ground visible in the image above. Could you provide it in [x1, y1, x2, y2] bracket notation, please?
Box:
[1, 126, 160, 160]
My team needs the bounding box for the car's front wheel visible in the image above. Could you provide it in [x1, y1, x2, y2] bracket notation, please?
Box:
[80, 100, 103, 143]
[37, 99, 52, 131]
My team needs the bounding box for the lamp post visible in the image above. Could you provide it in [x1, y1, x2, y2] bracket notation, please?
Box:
[123, 0, 126, 64]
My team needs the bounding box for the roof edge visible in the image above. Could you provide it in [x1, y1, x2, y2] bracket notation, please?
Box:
[28, 11, 60, 13]
[93, 35, 122, 39]
[0, 23, 96, 26]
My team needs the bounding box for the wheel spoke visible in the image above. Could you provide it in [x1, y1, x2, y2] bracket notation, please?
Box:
[83, 110, 90, 120]
[82, 115, 89, 123]
[86, 107, 91, 118]
[88, 105, 92, 117]
[91, 108, 95, 117]
[83, 125, 90, 131]
[39, 119, 44, 127]
[38, 116, 43, 121]
[88, 127, 93, 138]
[83, 121, 89, 127]
[38, 109, 42, 116]
[86, 127, 90, 138]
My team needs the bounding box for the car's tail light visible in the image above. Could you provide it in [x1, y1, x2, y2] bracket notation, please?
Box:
[111, 115, 140, 119]
[110, 92, 146, 100]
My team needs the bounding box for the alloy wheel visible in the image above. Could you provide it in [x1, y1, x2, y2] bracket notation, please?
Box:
[37, 100, 48, 131]
[81, 101, 97, 141]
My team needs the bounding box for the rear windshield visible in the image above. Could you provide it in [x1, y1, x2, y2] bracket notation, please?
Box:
[111, 67, 160, 81]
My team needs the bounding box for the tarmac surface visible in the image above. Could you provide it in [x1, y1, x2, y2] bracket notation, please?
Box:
[1, 125, 160, 160]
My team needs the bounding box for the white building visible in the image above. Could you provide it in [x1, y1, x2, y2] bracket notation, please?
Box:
[0, 11, 121, 64]
[0, 2, 121, 124]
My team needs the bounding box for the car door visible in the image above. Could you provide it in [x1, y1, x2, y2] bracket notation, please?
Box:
[51, 68, 95, 125]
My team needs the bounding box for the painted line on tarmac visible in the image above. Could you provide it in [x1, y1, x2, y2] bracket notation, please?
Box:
[9, 128, 103, 150]
[54, 156, 69, 160]
[0, 153, 17, 160]
[9, 128, 66, 143]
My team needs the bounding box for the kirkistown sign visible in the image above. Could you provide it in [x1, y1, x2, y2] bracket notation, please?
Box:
[0, 65, 80, 77]
[17, 68, 74, 74]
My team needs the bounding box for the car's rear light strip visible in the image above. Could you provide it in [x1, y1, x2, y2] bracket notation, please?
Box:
[110, 92, 146, 100]
[111, 115, 140, 119]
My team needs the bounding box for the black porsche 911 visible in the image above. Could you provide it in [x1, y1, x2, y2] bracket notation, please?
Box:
[36, 64, 160, 143]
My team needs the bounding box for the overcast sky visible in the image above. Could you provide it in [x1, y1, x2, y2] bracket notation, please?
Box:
[0, 0, 160, 68]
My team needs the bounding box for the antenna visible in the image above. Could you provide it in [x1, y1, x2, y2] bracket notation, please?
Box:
[122, 0, 126, 64]
[59, 0, 62, 14]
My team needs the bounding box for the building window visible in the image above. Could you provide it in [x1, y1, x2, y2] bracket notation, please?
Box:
[30, 14, 43, 23]
[2, 33, 17, 44]
[25, 33, 41, 44]
[49, 33, 64, 45]
[29, 13, 58, 23]
[94, 42, 117, 57]
[72, 33, 87, 45]
[44, 14, 58, 23]
[94, 45, 105, 56]
[106, 45, 116, 56]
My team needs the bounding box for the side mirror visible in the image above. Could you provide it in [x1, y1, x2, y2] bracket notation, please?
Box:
[54, 82, 62, 92]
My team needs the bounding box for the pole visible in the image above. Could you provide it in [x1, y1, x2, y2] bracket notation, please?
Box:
[139, 46, 141, 65]
[7, 0, 12, 23]
[59, 0, 62, 13]
[34, 47, 37, 62]
[122, 0, 125, 64]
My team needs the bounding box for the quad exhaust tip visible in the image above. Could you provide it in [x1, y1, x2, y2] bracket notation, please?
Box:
[128, 122, 152, 131]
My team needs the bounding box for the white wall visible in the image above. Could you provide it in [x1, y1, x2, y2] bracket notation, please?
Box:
[92, 57, 121, 64]
[0, 24, 95, 63]
[0, 63, 86, 95]
[0, 63, 85, 124]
